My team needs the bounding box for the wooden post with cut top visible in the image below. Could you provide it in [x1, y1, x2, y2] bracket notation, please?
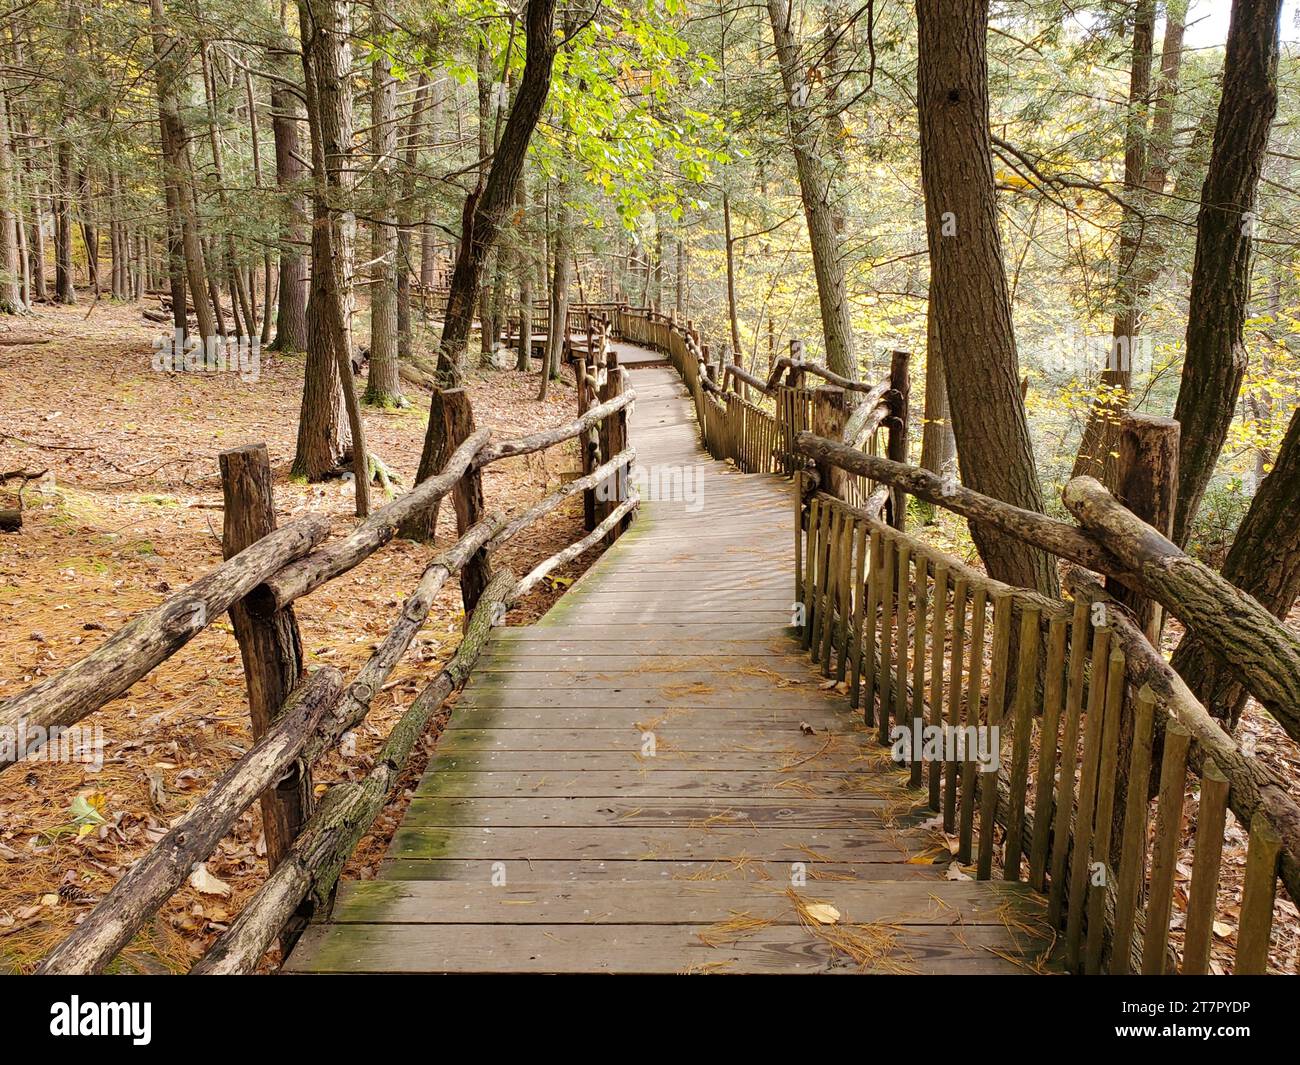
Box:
[885, 349, 911, 530]
[441, 388, 491, 621]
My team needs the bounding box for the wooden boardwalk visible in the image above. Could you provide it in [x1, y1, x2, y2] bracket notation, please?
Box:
[287, 343, 1055, 974]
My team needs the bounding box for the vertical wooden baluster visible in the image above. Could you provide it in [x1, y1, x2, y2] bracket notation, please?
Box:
[1182, 760, 1230, 975]
[810, 500, 833, 653]
[1085, 645, 1126, 972]
[1048, 598, 1091, 927]
[861, 529, 882, 727]
[909, 554, 928, 789]
[1141, 718, 1190, 974]
[957, 586, 987, 865]
[813, 503, 839, 664]
[793, 471, 804, 631]
[1111, 685, 1156, 974]
[1064, 625, 1110, 972]
[1234, 811, 1282, 975]
[848, 520, 869, 709]
[928, 565, 950, 813]
[801, 496, 820, 649]
[1028, 615, 1068, 891]
[820, 505, 845, 673]
[976, 593, 1013, 880]
[1004, 605, 1041, 882]
[944, 578, 968, 832]
[821, 507, 842, 676]
[833, 513, 855, 680]
[877, 535, 897, 745]
[892, 542, 911, 747]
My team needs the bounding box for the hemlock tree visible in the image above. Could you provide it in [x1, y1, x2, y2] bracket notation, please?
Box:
[914, 0, 1056, 595]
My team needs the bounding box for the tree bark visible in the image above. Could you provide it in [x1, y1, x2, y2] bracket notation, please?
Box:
[408, 0, 558, 535]
[269, 38, 308, 353]
[764, 0, 856, 379]
[1072, 0, 1155, 485]
[293, 0, 369, 516]
[396, 74, 430, 362]
[0, 83, 22, 313]
[918, 295, 955, 518]
[1170, 404, 1300, 729]
[364, 3, 403, 407]
[150, 0, 216, 339]
[915, 0, 1057, 595]
[1171, 0, 1282, 547]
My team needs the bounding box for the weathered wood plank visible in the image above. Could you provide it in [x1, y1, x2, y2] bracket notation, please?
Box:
[328, 878, 1040, 926]
[285, 922, 1051, 975]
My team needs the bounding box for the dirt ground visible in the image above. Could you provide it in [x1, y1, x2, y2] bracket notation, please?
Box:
[0, 302, 599, 972]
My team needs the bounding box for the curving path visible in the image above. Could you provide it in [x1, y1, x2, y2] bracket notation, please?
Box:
[286, 342, 1053, 974]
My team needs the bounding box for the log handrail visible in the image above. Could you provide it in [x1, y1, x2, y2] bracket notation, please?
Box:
[14, 369, 642, 973]
[0, 514, 331, 767]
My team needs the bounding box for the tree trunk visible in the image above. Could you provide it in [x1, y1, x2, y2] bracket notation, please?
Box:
[53, 141, 76, 304]
[292, 0, 368, 514]
[515, 170, 533, 371]
[0, 83, 22, 313]
[764, 0, 856, 379]
[723, 192, 742, 359]
[407, 0, 558, 540]
[917, 295, 955, 521]
[365, 1, 403, 408]
[915, 0, 1057, 595]
[397, 75, 429, 362]
[1170, 404, 1300, 729]
[268, 40, 308, 352]
[538, 180, 571, 401]
[1171, 0, 1282, 547]
[150, 0, 215, 339]
[1072, 0, 1155, 485]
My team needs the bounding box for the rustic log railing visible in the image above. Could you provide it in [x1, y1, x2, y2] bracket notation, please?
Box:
[790, 435, 1296, 976]
[4, 380, 638, 975]
[618, 302, 1293, 974]
[615, 308, 906, 521]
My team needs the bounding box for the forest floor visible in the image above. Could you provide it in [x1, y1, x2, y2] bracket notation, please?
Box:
[0, 302, 597, 972]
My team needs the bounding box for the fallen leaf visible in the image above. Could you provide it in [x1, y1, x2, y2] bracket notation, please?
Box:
[188, 863, 232, 897]
[804, 903, 841, 925]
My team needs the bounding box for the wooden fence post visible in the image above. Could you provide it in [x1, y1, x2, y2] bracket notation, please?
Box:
[1106, 410, 1181, 863]
[1111, 412, 1180, 641]
[886, 349, 911, 530]
[576, 356, 599, 531]
[598, 352, 630, 539]
[219, 443, 313, 945]
[812, 386, 849, 499]
[441, 388, 491, 621]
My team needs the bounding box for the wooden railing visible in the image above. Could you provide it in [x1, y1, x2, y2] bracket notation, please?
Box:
[1, 381, 637, 974]
[617, 302, 1295, 975]
[615, 309, 907, 519]
[791, 440, 1297, 976]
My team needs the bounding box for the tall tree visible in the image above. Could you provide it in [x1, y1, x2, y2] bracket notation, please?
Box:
[1071, 0, 1155, 485]
[294, 0, 370, 516]
[764, 0, 856, 379]
[150, 0, 215, 340]
[365, 1, 403, 407]
[915, 0, 1056, 595]
[1170, 0, 1282, 547]
[268, 34, 308, 352]
[405, 0, 558, 540]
